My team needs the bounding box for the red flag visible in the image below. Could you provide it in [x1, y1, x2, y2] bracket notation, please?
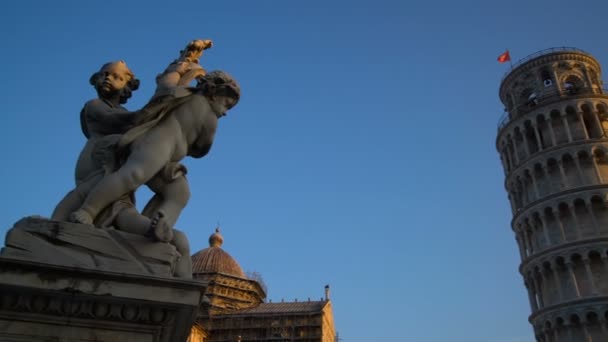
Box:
[497, 50, 511, 63]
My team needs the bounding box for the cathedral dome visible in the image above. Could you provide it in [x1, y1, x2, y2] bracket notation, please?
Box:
[191, 228, 246, 278]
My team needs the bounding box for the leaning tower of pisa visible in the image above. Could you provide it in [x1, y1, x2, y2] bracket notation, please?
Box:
[497, 48, 608, 341]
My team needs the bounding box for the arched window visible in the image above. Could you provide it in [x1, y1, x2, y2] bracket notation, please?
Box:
[520, 88, 536, 108]
[563, 75, 584, 95]
[541, 69, 553, 87]
[597, 103, 608, 115]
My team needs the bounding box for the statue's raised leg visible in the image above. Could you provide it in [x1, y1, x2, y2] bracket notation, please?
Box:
[71, 125, 177, 225]
[143, 174, 191, 228]
[113, 207, 190, 278]
[115, 207, 173, 242]
[52, 174, 101, 221]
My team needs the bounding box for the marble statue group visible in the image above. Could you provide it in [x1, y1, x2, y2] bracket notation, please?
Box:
[50, 39, 240, 278]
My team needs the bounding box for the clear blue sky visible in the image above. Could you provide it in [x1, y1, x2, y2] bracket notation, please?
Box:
[1, 1, 608, 341]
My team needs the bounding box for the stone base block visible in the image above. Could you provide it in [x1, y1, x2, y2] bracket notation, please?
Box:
[1, 217, 180, 277]
[0, 257, 204, 342]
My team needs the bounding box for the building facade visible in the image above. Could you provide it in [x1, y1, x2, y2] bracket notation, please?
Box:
[188, 229, 336, 342]
[208, 300, 335, 342]
[496, 47, 608, 341]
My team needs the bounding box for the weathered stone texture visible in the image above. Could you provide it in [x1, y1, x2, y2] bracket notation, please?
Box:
[0, 217, 205, 342]
[2, 216, 180, 277]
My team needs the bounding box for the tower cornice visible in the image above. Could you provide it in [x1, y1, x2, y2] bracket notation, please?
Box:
[499, 48, 601, 101]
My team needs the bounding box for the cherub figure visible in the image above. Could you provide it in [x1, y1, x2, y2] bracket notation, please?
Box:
[69, 71, 240, 236]
[133, 39, 214, 236]
[52, 61, 193, 277]
[52, 61, 139, 221]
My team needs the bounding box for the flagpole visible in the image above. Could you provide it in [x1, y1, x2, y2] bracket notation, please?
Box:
[508, 49, 513, 69]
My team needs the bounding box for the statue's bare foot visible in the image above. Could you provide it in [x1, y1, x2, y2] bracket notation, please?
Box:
[149, 212, 173, 243]
[69, 209, 93, 225]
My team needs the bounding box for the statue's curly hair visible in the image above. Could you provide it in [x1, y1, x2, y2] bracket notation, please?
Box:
[89, 61, 140, 104]
[197, 70, 240, 108]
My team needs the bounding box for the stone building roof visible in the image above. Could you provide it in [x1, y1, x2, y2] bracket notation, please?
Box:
[221, 300, 329, 316]
[191, 229, 245, 278]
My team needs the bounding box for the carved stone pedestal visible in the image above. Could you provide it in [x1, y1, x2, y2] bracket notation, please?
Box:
[0, 257, 203, 342]
[0, 218, 205, 342]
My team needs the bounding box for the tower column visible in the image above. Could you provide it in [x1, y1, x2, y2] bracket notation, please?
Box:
[530, 171, 541, 200]
[573, 156, 585, 184]
[532, 274, 545, 308]
[551, 261, 563, 301]
[554, 209, 568, 242]
[552, 68, 563, 93]
[511, 139, 521, 164]
[533, 124, 544, 151]
[520, 178, 530, 204]
[516, 234, 526, 260]
[541, 330, 549, 342]
[538, 215, 550, 248]
[601, 255, 608, 285]
[591, 111, 604, 137]
[561, 115, 573, 142]
[568, 203, 581, 240]
[565, 261, 581, 299]
[524, 228, 534, 256]
[526, 278, 539, 311]
[585, 201, 601, 236]
[541, 268, 553, 306]
[557, 161, 568, 189]
[583, 256, 598, 295]
[591, 154, 603, 183]
[505, 149, 513, 172]
[582, 67, 594, 90]
[508, 193, 517, 214]
[506, 144, 516, 169]
[600, 317, 608, 337]
[522, 131, 531, 157]
[565, 323, 574, 342]
[553, 327, 561, 342]
[582, 323, 592, 342]
[547, 119, 558, 146]
[576, 112, 590, 139]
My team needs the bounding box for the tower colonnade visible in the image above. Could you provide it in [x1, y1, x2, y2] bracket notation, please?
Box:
[498, 99, 608, 175]
[497, 47, 608, 341]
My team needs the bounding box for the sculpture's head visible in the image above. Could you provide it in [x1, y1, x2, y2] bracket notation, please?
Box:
[198, 70, 240, 117]
[89, 61, 140, 104]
